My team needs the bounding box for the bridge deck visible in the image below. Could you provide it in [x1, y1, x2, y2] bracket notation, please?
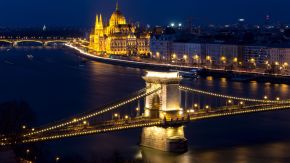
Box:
[15, 104, 290, 144]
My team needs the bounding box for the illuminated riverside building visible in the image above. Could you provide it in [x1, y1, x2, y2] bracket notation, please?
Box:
[89, 2, 150, 55]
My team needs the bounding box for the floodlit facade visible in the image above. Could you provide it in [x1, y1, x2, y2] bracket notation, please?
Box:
[89, 2, 150, 55]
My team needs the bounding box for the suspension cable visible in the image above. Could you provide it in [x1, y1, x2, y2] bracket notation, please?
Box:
[23, 87, 161, 137]
[180, 86, 290, 104]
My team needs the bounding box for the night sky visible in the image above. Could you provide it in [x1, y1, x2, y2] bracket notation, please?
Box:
[1, 0, 290, 27]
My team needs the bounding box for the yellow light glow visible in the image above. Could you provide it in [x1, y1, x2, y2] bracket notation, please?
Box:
[146, 71, 180, 79]
[206, 56, 211, 61]
[172, 53, 177, 59]
[250, 58, 255, 63]
[220, 56, 226, 61]
[233, 57, 238, 63]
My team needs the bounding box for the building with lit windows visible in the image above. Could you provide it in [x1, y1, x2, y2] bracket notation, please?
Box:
[268, 47, 290, 66]
[89, 2, 150, 55]
[204, 44, 240, 65]
[242, 45, 269, 66]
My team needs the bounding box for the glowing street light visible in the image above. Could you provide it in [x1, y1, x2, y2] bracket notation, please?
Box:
[264, 96, 268, 100]
[250, 58, 255, 63]
[56, 156, 60, 162]
[183, 54, 188, 60]
[156, 52, 160, 58]
[206, 56, 211, 61]
[276, 97, 280, 101]
[172, 53, 177, 59]
[125, 115, 129, 119]
[170, 23, 175, 27]
[233, 57, 238, 63]
[179, 111, 184, 115]
[220, 56, 226, 64]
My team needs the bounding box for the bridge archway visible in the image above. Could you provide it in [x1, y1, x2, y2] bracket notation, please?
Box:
[44, 40, 68, 46]
[14, 40, 44, 46]
[0, 40, 13, 45]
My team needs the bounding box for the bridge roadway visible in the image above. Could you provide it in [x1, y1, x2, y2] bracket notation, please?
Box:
[14, 103, 290, 144]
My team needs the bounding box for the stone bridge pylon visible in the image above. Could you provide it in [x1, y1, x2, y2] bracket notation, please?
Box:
[141, 71, 187, 153]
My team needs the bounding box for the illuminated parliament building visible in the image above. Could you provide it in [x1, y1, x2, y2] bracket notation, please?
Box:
[89, 2, 150, 55]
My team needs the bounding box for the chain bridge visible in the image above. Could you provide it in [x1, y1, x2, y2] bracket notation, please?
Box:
[1, 71, 290, 152]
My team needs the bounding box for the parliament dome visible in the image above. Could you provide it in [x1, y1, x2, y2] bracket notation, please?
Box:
[109, 2, 126, 26]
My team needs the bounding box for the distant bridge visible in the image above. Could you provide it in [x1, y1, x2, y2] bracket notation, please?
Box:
[0, 38, 73, 46]
[1, 71, 290, 152]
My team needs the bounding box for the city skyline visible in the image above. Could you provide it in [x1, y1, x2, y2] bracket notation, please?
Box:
[1, 0, 290, 27]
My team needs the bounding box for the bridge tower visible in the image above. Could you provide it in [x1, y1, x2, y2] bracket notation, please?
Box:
[141, 71, 187, 153]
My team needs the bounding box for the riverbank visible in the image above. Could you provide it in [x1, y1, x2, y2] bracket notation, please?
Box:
[66, 44, 290, 84]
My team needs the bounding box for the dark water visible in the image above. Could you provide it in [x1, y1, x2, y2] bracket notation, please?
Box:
[1, 47, 290, 163]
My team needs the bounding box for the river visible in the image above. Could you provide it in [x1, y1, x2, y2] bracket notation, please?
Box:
[1, 47, 290, 163]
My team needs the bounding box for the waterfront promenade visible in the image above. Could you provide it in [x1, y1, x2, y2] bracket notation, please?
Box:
[66, 43, 290, 84]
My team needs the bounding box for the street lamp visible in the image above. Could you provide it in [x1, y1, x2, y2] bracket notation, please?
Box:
[220, 56, 226, 64]
[183, 54, 188, 62]
[172, 53, 177, 59]
[250, 58, 255, 63]
[156, 52, 160, 60]
[193, 55, 199, 64]
[233, 57, 238, 63]
[206, 56, 211, 61]
[56, 156, 60, 162]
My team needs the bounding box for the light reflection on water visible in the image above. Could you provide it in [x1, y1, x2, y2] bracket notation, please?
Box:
[1, 47, 290, 162]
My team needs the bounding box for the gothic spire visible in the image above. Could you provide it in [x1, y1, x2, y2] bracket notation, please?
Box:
[116, 0, 119, 11]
